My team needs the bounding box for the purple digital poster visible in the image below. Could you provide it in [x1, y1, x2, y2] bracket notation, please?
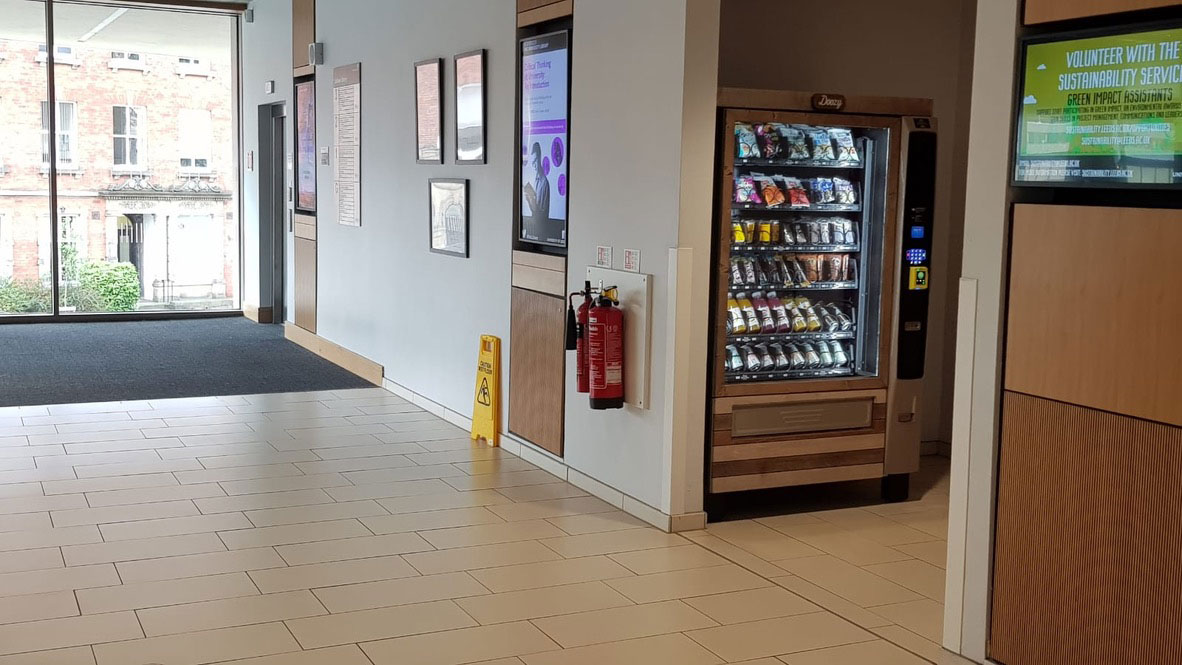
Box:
[520, 31, 569, 247]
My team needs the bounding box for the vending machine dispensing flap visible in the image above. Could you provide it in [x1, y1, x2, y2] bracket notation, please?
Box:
[896, 119, 937, 381]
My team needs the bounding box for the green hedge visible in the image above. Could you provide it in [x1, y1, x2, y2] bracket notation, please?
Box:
[79, 262, 140, 312]
[0, 279, 52, 313]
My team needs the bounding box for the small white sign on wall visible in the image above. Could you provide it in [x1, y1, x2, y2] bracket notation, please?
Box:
[595, 246, 613, 269]
[622, 249, 641, 273]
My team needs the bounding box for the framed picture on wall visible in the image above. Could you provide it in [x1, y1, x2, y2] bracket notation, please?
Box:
[294, 77, 317, 213]
[415, 58, 443, 164]
[454, 49, 486, 165]
[429, 178, 469, 257]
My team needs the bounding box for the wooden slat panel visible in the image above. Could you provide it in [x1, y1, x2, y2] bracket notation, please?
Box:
[517, 0, 562, 11]
[713, 449, 884, 478]
[714, 389, 887, 414]
[512, 250, 566, 272]
[990, 391, 1182, 665]
[518, 0, 572, 27]
[713, 433, 885, 462]
[714, 417, 885, 447]
[712, 464, 883, 493]
[508, 287, 565, 457]
[1024, 0, 1177, 24]
[1006, 205, 1182, 427]
[294, 237, 316, 333]
[511, 264, 566, 297]
[292, 0, 315, 70]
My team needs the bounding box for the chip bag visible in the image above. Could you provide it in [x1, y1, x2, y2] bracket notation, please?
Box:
[735, 123, 760, 159]
[809, 127, 836, 161]
[754, 174, 786, 207]
[827, 127, 859, 163]
[734, 174, 763, 204]
[833, 178, 858, 205]
[755, 124, 783, 159]
[780, 124, 812, 160]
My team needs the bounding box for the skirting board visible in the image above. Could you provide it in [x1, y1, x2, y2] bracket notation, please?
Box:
[284, 324, 383, 386]
[382, 376, 703, 533]
[243, 305, 273, 324]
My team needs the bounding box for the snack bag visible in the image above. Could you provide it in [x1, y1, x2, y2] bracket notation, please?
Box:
[801, 342, 822, 368]
[727, 297, 747, 334]
[754, 174, 786, 207]
[753, 258, 768, 285]
[833, 343, 851, 367]
[827, 127, 860, 163]
[761, 257, 784, 286]
[726, 344, 744, 371]
[833, 177, 858, 205]
[757, 221, 774, 244]
[810, 178, 836, 204]
[734, 174, 763, 204]
[807, 222, 823, 245]
[835, 304, 854, 331]
[789, 256, 810, 287]
[846, 257, 858, 281]
[778, 124, 811, 160]
[737, 292, 761, 334]
[817, 341, 835, 367]
[793, 222, 809, 245]
[729, 258, 745, 286]
[768, 220, 782, 244]
[769, 343, 792, 370]
[735, 123, 760, 159]
[752, 291, 776, 332]
[767, 291, 793, 333]
[741, 344, 762, 372]
[788, 303, 808, 333]
[843, 219, 857, 244]
[825, 255, 845, 282]
[779, 177, 811, 206]
[754, 343, 775, 370]
[817, 303, 840, 332]
[819, 220, 833, 245]
[773, 255, 793, 286]
[731, 222, 747, 244]
[755, 124, 783, 159]
[801, 255, 821, 283]
[743, 220, 757, 242]
[809, 127, 836, 160]
[743, 257, 758, 285]
[787, 343, 807, 369]
[798, 298, 822, 332]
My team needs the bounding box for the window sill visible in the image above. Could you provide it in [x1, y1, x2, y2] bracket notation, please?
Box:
[40, 166, 85, 176]
[178, 170, 216, 178]
[112, 168, 149, 176]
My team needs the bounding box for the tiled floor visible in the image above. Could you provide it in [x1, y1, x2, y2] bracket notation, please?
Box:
[0, 387, 955, 664]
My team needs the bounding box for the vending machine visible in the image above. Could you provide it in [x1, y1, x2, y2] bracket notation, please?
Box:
[706, 88, 938, 509]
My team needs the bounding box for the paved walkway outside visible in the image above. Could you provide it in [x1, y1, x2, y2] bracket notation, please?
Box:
[0, 387, 960, 664]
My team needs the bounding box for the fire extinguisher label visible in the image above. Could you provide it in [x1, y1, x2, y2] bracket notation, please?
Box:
[604, 324, 622, 385]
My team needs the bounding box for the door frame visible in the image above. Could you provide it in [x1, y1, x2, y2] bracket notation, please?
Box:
[257, 101, 287, 324]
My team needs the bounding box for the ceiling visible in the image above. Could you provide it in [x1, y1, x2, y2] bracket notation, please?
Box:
[0, 0, 236, 60]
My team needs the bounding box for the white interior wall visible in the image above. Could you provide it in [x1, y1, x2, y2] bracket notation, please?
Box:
[718, 0, 977, 444]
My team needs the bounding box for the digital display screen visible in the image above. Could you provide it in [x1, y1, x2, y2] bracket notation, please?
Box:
[910, 226, 925, 239]
[519, 31, 570, 247]
[1014, 25, 1182, 187]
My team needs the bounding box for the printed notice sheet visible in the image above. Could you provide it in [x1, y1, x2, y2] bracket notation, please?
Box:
[333, 63, 361, 227]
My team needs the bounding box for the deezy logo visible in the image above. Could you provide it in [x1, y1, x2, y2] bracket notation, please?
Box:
[811, 93, 846, 111]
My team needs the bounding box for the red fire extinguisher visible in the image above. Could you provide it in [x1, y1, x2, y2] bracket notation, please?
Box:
[566, 281, 593, 394]
[587, 290, 624, 410]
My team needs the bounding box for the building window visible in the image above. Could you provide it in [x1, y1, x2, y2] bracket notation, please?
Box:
[177, 56, 211, 78]
[109, 51, 147, 72]
[36, 43, 79, 66]
[178, 109, 212, 173]
[113, 105, 146, 170]
[41, 101, 77, 167]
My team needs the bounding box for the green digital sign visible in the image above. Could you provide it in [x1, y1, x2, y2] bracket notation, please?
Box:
[1015, 25, 1182, 186]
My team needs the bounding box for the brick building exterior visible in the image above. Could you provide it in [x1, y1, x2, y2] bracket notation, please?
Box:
[0, 37, 237, 309]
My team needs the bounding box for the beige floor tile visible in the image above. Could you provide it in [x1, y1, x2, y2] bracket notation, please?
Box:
[0, 525, 102, 553]
[684, 586, 818, 625]
[313, 571, 488, 613]
[810, 509, 934, 546]
[0, 459, 34, 472]
[870, 625, 944, 663]
[521, 633, 720, 665]
[92, 622, 299, 665]
[705, 521, 822, 562]
[63, 532, 226, 566]
[42, 472, 178, 496]
[194, 489, 335, 514]
[276, 532, 432, 565]
[212, 645, 372, 665]
[0, 494, 88, 515]
[442, 469, 562, 491]
[420, 519, 565, 549]
[173, 463, 305, 485]
[453, 458, 538, 475]
[404, 541, 561, 575]
[540, 528, 685, 558]
[779, 639, 931, 664]
[198, 451, 320, 469]
[895, 540, 947, 569]
[0, 590, 79, 625]
[361, 620, 559, 665]
[218, 519, 371, 550]
[324, 478, 456, 502]
[98, 512, 251, 542]
[470, 555, 633, 593]
[486, 496, 614, 522]
[681, 532, 803, 579]
[85, 483, 226, 508]
[606, 563, 770, 603]
[532, 599, 717, 648]
[546, 510, 647, 536]
[0, 564, 119, 598]
[51, 499, 200, 528]
[27, 430, 147, 446]
[0, 645, 95, 665]
[0, 483, 43, 499]
[248, 553, 418, 593]
[686, 612, 872, 662]
[456, 580, 631, 625]
[0, 612, 142, 656]
[312, 441, 428, 460]
[294, 455, 416, 475]
[376, 489, 512, 515]
[36, 451, 162, 470]
[286, 599, 475, 649]
[763, 521, 916, 567]
[404, 447, 503, 466]
[870, 598, 944, 642]
[219, 473, 352, 496]
[775, 555, 923, 607]
[117, 547, 286, 583]
[864, 560, 945, 600]
[182, 432, 278, 447]
[0, 547, 64, 574]
[158, 442, 280, 461]
[245, 500, 388, 527]
[341, 465, 468, 486]
[143, 424, 256, 440]
[420, 437, 496, 452]
[0, 443, 65, 459]
[22, 412, 131, 427]
[608, 543, 727, 575]
[69, 459, 203, 480]
[886, 509, 949, 540]
[60, 433, 176, 452]
[0, 512, 51, 533]
[76, 571, 258, 613]
[266, 434, 380, 452]
[362, 506, 504, 535]
[138, 590, 326, 636]
[771, 577, 894, 630]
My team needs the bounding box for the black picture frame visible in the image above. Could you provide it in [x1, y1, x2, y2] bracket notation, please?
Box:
[414, 58, 444, 164]
[428, 178, 469, 258]
[454, 49, 487, 165]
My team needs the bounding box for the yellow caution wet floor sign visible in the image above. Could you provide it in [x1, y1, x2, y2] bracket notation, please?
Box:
[471, 335, 500, 446]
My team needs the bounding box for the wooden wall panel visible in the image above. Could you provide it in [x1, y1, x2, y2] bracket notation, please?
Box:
[508, 287, 565, 457]
[294, 236, 316, 333]
[990, 391, 1182, 665]
[1006, 204, 1182, 427]
[292, 0, 315, 70]
[1025, 0, 1178, 25]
